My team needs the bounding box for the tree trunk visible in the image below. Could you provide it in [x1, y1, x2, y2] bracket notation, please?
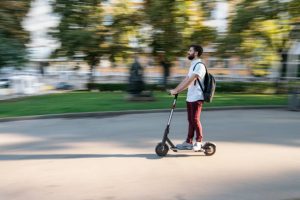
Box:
[275, 49, 288, 94]
[89, 65, 95, 83]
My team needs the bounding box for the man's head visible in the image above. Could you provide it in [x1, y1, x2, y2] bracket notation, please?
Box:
[187, 45, 203, 60]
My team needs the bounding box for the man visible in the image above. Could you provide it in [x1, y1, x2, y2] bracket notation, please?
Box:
[169, 45, 206, 151]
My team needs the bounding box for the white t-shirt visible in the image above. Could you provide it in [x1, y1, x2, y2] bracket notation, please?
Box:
[186, 59, 206, 102]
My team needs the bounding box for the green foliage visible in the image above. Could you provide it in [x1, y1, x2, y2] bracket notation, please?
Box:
[0, 92, 287, 118]
[144, 0, 217, 60]
[50, 0, 217, 80]
[0, 34, 28, 67]
[144, 0, 183, 59]
[220, 0, 289, 55]
[288, 0, 300, 19]
[107, 0, 143, 62]
[87, 83, 128, 91]
[216, 82, 279, 93]
[216, 0, 295, 75]
[51, 0, 108, 81]
[51, 0, 145, 77]
[0, 0, 31, 68]
[197, 0, 217, 19]
[86, 83, 178, 91]
[86, 82, 282, 94]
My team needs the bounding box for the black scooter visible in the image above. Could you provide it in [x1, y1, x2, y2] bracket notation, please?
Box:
[155, 94, 216, 157]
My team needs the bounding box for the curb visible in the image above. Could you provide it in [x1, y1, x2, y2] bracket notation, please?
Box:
[0, 105, 286, 122]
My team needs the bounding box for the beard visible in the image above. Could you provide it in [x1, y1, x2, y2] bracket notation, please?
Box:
[188, 54, 195, 60]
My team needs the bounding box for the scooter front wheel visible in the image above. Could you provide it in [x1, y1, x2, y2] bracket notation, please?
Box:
[155, 142, 169, 156]
[203, 142, 216, 156]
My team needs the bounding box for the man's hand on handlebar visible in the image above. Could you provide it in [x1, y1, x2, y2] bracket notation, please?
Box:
[169, 89, 178, 95]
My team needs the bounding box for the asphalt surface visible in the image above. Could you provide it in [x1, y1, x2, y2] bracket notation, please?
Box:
[0, 109, 299, 200]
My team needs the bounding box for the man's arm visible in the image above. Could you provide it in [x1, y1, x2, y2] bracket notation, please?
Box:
[174, 76, 188, 91]
[170, 74, 199, 95]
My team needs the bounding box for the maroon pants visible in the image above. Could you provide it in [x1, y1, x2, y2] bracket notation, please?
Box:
[186, 100, 203, 144]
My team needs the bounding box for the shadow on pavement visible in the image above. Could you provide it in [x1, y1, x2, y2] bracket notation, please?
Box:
[0, 153, 205, 161]
[0, 110, 299, 155]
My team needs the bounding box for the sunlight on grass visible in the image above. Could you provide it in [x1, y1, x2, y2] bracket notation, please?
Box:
[0, 92, 287, 118]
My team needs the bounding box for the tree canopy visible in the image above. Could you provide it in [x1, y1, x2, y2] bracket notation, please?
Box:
[2, 0, 298, 77]
[0, 0, 31, 68]
[50, 0, 217, 70]
[216, 0, 299, 76]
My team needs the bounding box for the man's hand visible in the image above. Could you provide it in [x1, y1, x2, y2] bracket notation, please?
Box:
[169, 89, 178, 95]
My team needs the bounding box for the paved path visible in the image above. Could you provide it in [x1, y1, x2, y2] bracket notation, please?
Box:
[0, 109, 299, 200]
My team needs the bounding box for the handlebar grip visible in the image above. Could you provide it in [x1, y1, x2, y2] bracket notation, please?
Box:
[167, 90, 179, 99]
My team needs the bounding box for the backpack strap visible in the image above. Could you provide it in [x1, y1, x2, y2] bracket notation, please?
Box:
[192, 62, 207, 92]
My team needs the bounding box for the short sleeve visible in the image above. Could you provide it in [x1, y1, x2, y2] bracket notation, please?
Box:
[192, 63, 206, 79]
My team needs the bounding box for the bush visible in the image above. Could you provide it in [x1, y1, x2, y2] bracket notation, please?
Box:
[216, 82, 277, 93]
[86, 83, 179, 92]
[252, 69, 270, 77]
[87, 83, 127, 91]
[86, 82, 282, 94]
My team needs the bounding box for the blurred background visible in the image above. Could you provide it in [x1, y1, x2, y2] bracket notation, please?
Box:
[1, 2, 300, 199]
[0, 0, 299, 108]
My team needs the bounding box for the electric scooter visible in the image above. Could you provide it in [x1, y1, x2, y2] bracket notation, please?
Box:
[155, 94, 216, 157]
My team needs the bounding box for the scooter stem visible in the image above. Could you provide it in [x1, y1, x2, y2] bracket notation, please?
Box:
[161, 94, 178, 148]
[167, 94, 178, 125]
[172, 94, 178, 109]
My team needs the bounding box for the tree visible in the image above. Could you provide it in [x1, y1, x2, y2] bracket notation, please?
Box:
[0, 0, 31, 68]
[217, 0, 299, 77]
[142, 0, 216, 88]
[144, 0, 183, 60]
[288, 0, 300, 20]
[107, 0, 143, 65]
[51, 0, 109, 82]
[144, 0, 216, 61]
[51, 0, 217, 83]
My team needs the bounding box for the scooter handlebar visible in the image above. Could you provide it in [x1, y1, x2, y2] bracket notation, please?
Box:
[167, 90, 179, 99]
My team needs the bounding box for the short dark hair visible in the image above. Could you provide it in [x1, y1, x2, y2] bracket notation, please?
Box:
[190, 45, 203, 57]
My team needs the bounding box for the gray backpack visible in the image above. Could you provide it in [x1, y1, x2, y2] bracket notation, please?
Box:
[193, 62, 216, 103]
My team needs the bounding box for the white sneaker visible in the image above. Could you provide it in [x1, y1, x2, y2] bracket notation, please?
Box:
[193, 142, 204, 152]
[176, 141, 193, 150]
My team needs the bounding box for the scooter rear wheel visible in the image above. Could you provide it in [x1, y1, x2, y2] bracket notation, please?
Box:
[203, 142, 216, 156]
[155, 142, 169, 156]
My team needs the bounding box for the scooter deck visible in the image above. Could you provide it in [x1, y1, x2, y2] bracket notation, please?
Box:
[170, 147, 205, 152]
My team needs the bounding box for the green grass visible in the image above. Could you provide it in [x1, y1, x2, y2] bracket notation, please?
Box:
[0, 91, 287, 118]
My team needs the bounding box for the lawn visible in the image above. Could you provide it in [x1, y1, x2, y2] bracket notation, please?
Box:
[0, 91, 287, 118]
